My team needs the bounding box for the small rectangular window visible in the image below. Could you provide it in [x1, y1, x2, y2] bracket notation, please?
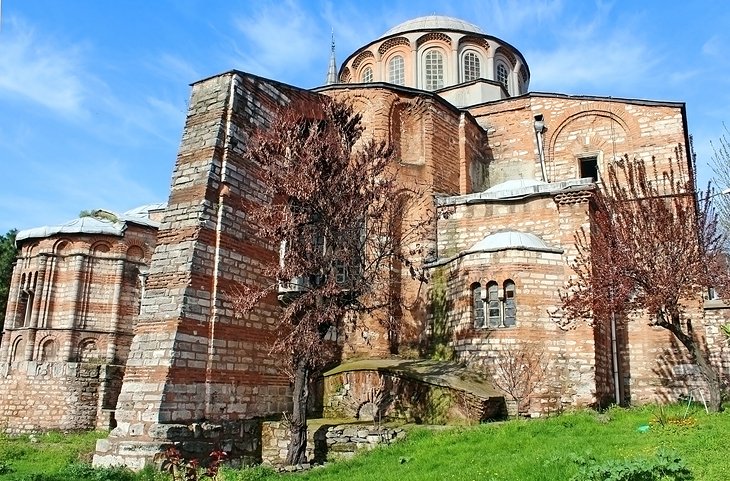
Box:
[708, 287, 719, 301]
[580, 156, 598, 181]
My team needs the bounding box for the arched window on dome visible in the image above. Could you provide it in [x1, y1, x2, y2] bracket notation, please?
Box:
[462, 51, 481, 82]
[496, 61, 510, 92]
[388, 55, 405, 86]
[472, 282, 485, 328]
[361, 66, 373, 83]
[424, 49, 445, 91]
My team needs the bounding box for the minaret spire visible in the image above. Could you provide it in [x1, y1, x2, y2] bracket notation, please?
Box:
[326, 29, 338, 85]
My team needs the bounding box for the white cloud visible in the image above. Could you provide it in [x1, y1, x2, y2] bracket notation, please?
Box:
[528, 39, 657, 94]
[0, 156, 159, 233]
[231, 1, 325, 81]
[150, 53, 201, 84]
[0, 17, 87, 118]
[474, 0, 565, 36]
[523, 4, 660, 96]
[702, 35, 722, 58]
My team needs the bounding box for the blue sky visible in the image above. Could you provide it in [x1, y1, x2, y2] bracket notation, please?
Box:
[1, 0, 729, 233]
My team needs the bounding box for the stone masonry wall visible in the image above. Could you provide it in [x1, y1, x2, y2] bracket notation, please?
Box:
[0, 361, 122, 432]
[322, 369, 505, 424]
[261, 420, 405, 465]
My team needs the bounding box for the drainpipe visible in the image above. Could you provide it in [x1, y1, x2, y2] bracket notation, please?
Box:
[610, 308, 621, 404]
[534, 114, 548, 182]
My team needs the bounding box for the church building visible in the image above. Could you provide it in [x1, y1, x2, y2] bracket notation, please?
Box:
[1, 15, 727, 468]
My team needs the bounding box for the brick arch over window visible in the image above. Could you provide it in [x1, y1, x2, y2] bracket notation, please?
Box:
[458, 35, 490, 50]
[126, 245, 145, 262]
[546, 104, 639, 160]
[546, 104, 640, 181]
[378, 36, 410, 55]
[493, 46, 516, 68]
[53, 239, 71, 255]
[339, 67, 351, 83]
[91, 241, 111, 255]
[10, 336, 25, 363]
[351, 50, 375, 70]
[78, 338, 101, 362]
[416, 32, 452, 48]
[38, 337, 58, 362]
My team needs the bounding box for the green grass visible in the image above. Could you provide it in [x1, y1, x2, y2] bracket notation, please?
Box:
[0, 430, 105, 480]
[224, 405, 730, 481]
[2, 405, 729, 480]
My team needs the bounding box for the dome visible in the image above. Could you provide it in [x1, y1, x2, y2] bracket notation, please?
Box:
[381, 15, 484, 38]
[468, 231, 558, 253]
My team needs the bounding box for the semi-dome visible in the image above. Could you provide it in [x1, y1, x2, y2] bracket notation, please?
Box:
[468, 231, 561, 254]
[381, 15, 484, 38]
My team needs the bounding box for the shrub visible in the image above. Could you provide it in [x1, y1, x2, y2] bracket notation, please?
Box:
[0, 460, 14, 475]
[571, 450, 693, 481]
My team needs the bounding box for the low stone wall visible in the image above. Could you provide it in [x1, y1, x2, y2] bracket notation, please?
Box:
[94, 419, 261, 470]
[0, 361, 123, 433]
[261, 421, 405, 465]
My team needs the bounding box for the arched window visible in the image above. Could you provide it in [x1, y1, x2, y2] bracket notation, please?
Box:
[11, 337, 25, 363]
[79, 339, 100, 362]
[487, 282, 501, 328]
[503, 280, 516, 327]
[424, 49, 445, 91]
[361, 66, 373, 83]
[40, 339, 58, 362]
[496, 62, 510, 91]
[388, 55, 405, 85]
[472, 283, 485, 328]
[462, 51, 481, 82]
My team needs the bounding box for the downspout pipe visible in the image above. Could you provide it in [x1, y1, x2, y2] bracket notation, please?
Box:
[611, 309, 621, 404]
[534, 114, 548, 182]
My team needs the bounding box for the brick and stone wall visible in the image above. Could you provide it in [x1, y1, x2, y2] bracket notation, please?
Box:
[321, 85, 489, 357]
[468, 94, 689, 189]
[95, 72, 328, 469]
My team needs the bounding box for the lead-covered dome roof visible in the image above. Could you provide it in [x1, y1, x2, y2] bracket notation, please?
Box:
[380, 15, 484, 38]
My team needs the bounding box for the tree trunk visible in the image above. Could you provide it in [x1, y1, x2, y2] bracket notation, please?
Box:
[286, 358, 309, 465]
[668, 322, 723, 412]
[688, 340, 723, 412]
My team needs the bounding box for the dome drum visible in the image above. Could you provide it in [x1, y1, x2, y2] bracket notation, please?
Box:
[338, 15, 529, 103]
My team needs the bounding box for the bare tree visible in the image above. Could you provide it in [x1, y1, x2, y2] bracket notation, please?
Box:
[561, 151, 729, 411]
[711, 126, 730, 237]
[231, 98, 431, 465]
[488, 344, 547, 415]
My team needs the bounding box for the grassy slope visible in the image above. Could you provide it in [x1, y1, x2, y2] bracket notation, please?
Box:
[249, 405, 730, 481]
